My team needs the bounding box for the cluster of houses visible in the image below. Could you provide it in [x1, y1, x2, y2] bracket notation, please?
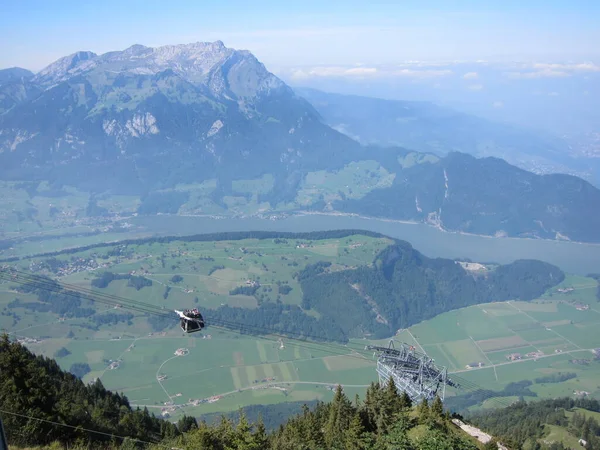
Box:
[571, 302, 590, 311]
[187, 396, 222, 407]
[506, 353, 522, 361]
[187, 395, 222, 407]
[570, 358, 591, 366]
[16, 337, 42, 345]
[505, 350, 545, 361]
[252, 376, 276, 384]
[573, 390, 590, 397]
[29, 257, 109, 277]
[556, 287, 575, 294]
[465, 362, 485, 369]
[107, 361, 120, 370]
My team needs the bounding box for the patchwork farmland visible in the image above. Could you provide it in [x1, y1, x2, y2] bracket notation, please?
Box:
[1, 234, 600, 418]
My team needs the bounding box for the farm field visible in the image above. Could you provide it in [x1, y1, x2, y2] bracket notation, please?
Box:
[0, 233, 390, 418]
[1, 235, 600, 419]
[416, 275, 600, 410]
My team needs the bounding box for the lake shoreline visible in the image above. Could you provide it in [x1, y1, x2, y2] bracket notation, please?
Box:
[3, 212, 599, 275]
[293, 210, 600, 247]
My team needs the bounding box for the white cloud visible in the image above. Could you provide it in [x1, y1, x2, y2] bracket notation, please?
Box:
[504, 69, 570, 79]
[346, 67, 378, 75]
[532, 62, 600, 72]
[288, 65, 452, 80]
[289, 66, 378, 80]
[468, 84, 483, 90]
[393, 68, 453, 78]
[396, 61, 458, 68]
[463, 71, 478, 79]
[492, 101, 504, 108]
[504, 61, 600, 80]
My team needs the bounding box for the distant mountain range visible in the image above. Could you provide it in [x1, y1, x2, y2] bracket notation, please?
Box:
[296, 87, 592, 181]
[1, 42, 599, 243]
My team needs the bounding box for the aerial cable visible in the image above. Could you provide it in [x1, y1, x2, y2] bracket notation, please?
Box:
[0, 269, 373, 354]
[0, 269, 520, 410]
[0, 408, 172, 449]
[0, 269, 514, 405]
[0, 271, 176, 321]
[0, 271, 377, 363]
[0, 268, 171, 316]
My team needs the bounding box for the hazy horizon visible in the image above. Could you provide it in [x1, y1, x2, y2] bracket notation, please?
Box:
[2, 0, 600, 71]
[2, 1, 599, 138]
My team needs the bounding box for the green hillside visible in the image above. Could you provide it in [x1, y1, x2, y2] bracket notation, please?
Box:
[470, 397, 600, 449]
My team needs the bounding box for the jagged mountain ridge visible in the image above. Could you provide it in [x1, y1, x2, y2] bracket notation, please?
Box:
[0, 42, 599, 242]
[0, 41, 355, 191]
[31, 41, 286, 98]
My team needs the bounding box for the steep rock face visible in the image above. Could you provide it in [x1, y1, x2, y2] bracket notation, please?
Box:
[34, 51, 98, 86]
[0, 41, 351, 188]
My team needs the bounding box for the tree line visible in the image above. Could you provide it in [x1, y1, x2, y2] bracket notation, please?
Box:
[470, 397, 600, 449]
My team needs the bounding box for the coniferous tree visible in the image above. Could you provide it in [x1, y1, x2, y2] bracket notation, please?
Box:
[383, 411, 415, 450]
[431, 395, 444, 417]
[325, 385, 354, 449]
[253, 416, 269, 450]
[398, 391, 412, 410]
[361, 382, 380, 432]
[233, 412, 260, 450]
[214, 416, 236, 449]
[417, 398, 430, 424]
[344, 413, 367, 450]
[177, 415, 198, 433]
[376, 378, 401, 433]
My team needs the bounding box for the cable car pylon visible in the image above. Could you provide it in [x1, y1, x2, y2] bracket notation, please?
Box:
[365, 340, 458, 403]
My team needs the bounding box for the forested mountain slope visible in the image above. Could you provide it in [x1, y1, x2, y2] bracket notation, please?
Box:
[294, 241, 564, 339]
[0, 334, 180, 448]
[471, 397, 600, 449]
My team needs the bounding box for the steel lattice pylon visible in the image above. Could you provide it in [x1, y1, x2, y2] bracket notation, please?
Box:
[366, 340, 458, 403]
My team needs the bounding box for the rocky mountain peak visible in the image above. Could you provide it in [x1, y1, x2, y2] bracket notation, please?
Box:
[34, 51, 98, 85]
[29, 41, 283, 100]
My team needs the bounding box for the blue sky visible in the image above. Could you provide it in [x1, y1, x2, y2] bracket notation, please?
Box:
[2, 0, 600, 71]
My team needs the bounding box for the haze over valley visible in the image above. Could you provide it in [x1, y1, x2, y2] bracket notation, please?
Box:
[1, 2, 600, 449]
